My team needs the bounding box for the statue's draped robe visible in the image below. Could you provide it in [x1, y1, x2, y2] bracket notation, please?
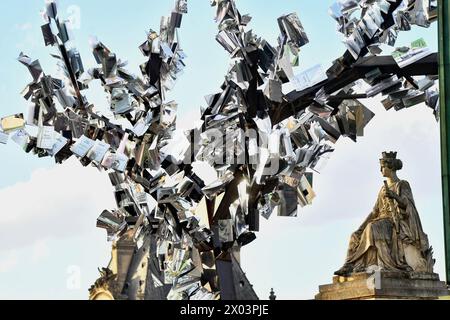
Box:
[344, 180, 431, 272]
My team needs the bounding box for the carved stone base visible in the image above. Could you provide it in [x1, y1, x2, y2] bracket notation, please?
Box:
[315, 271, 450, 300]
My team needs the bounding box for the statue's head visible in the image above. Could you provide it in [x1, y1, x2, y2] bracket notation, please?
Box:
[380, 151, 403, 177]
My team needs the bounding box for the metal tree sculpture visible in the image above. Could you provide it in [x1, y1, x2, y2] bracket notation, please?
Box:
[0, 0, 438, 300]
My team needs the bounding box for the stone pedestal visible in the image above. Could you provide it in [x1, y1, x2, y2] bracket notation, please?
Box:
[315, 271, 449, 300]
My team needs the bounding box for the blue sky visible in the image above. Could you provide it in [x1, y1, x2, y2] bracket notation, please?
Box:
[0, 0, 442, 300]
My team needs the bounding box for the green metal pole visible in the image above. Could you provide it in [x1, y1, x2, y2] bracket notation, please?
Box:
[438, 0, 450, 285]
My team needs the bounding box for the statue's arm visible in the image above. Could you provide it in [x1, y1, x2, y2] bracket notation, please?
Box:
[385, 181, 409, 211]
[395, 181, 412, 211]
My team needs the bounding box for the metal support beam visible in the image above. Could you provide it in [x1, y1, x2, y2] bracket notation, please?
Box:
[438, 0, 450, 285]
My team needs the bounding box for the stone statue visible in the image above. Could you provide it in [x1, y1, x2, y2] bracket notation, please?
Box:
[335, 152, 435, 277]
[89, 268, 117, 300]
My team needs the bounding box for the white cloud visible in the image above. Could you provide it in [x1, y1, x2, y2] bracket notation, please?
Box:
[0, 158, 116, 253]
[0, 158, 116, 299]
[0, 251, 19, 273]
[31, 239, 50, 264]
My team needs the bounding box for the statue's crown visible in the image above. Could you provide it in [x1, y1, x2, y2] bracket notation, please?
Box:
[381, 151, 397, 160]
